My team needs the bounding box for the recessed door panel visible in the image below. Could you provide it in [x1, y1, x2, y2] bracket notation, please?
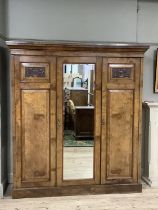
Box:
[21, 90, 50, 182]
[106, 90, 133, 180]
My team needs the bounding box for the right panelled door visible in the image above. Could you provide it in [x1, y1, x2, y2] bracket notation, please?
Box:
[101, 57, 141, 184]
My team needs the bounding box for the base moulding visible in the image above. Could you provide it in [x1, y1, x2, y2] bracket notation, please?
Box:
[12, 183, 142, 199]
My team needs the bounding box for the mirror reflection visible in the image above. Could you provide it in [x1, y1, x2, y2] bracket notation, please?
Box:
[63, 64, 95, 180]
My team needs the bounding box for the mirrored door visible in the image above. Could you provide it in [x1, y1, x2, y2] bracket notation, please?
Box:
[57, 57, 101, 186]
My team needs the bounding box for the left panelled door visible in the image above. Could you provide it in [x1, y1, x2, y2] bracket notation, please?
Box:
[13, 55, 56, 188]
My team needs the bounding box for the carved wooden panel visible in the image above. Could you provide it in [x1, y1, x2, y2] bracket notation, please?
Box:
[108, 64, 134, 82]
[21, 90, 50, 183]
[21, 63, 49, 82]
[25, 67, 45, 77]
[106, 90, 133, 181]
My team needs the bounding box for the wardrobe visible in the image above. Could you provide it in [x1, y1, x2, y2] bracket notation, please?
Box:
[6, 40, 148, 198]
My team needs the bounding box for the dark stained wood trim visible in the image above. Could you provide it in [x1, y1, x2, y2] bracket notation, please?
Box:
[7, 50, 148, 58]
[12, 183, 142, 199]
[6, 40, 149, 53]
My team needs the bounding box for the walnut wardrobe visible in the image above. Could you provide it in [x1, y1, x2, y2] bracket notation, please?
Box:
[6, 40, 148, 198]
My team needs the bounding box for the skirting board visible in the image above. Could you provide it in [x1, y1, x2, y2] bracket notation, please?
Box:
[12, 183, 142, 199]
[142, 176, 152, 186]
[0, 178, 8, 197]
[142, 176, 158, 187]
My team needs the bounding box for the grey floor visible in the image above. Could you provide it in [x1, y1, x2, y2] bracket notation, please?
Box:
[1, 187, 158, 210]
[1, 182, 158, 210]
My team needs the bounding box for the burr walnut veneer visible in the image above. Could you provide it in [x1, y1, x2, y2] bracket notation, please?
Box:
[6, 40, 148, 198]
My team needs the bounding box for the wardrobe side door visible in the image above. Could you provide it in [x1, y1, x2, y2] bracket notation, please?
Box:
[101, 58, 141, 184]
[13, 55, 56, 188]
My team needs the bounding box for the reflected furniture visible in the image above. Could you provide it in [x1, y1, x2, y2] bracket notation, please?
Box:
[67, 99, 75, 129]
[74, 106, 94, 140]
[7, 40, 148, 198]
[66, 87, 88, 106]
[64, 86, 88, 129]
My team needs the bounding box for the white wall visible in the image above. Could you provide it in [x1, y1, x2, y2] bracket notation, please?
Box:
[137, 0, 158, 100]
[138, 0, 158, 43]
[7, 0, 137, 42]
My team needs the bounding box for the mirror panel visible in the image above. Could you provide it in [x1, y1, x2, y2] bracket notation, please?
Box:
[63, 64, 95, 180]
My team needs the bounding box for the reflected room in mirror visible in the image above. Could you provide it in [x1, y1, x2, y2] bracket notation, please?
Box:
[63, 64, 95, 180]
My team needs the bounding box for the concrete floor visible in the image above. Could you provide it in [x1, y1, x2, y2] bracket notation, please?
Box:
[1, 186, 158, 210]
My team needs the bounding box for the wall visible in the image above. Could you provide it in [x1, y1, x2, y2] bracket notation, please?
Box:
[143, 45, 158, 101]
[137, 0, 158, 101]
[0, 0, 8, 196]
[0, 39, 9, 196]
[7, 0, 137, 42]
[138, 0, 158, 43]
[0, 0, 7, 37]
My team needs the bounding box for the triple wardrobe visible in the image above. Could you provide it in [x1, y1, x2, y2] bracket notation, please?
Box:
[6, 40, 148, 198]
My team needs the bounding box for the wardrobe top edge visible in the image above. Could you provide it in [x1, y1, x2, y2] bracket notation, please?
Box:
[5, 40, 149, 52]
